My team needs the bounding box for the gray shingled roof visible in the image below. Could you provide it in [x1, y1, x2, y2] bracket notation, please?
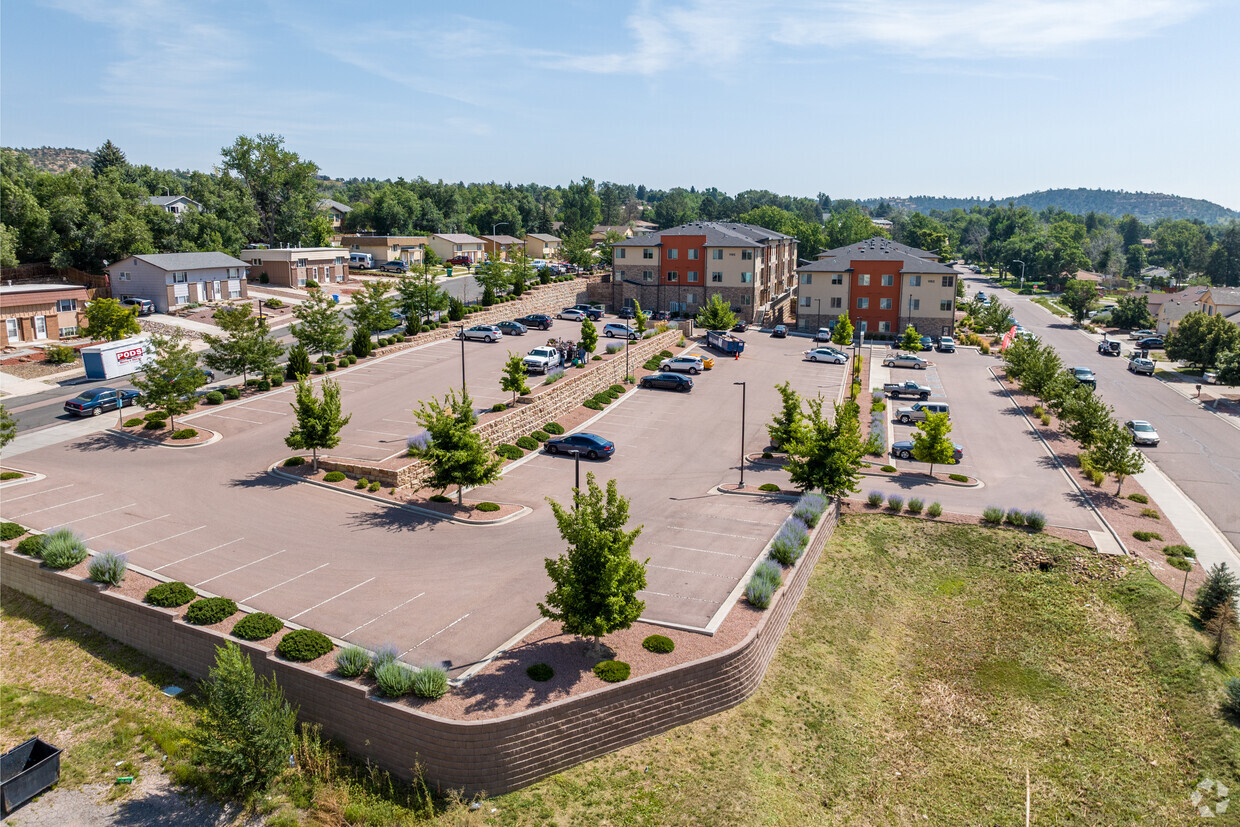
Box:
[436, 233, 484, 244]
[481, 235, 524, 244]
[126, 252, 251, 271]
[1208, 286, 1240, 305]
[526, 233, 561, 243]
[799, 237, 956, 274]
[145, 195, 201, 208]
[612, 221, 792, 248]
[317, 198, 352, 213]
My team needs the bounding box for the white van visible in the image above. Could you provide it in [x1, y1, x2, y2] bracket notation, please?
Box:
[349, 252, 374, 269]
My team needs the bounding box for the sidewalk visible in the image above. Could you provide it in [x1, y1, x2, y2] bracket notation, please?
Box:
[2, 409, 119, 458]
[1134, 461, 1240, 577]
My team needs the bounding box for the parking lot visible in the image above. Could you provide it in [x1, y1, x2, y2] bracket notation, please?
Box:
[2, 326, 843, 671]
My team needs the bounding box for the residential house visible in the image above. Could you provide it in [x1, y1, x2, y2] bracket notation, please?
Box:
[795, 238, 958, 337]
[144, 195, 201, 221]
[428, 233, 486, 264]
[342, 235, 426, 268]
[318, 199, 353, 231]
[105, 253, 249, 313]
[242, 247, 349, 289]
[1, 283, 90, 347]
[631, 220, 657, 232]
[609, 221, 797, 323]
[590, 225, 634, 244]
[523, 233, 563, 261]
[871, 217, 894, 232]
[1201, 286, 1240, 327]
[1156, 286, 1209, 334]
[480, 235, 525, 261]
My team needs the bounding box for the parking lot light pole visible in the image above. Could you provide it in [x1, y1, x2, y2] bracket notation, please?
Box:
[459, 324, 467, 395]
[567, 449, 581, 493]
[734, 381, 747, 489]
[1012, 259, 1026, 291]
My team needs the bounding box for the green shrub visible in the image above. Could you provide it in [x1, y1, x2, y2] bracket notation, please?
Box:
[172, 428, 198, 440]
[593, 660, 631, 682]
[982, 506, 1005, 525]
[325, 362, 337, 371]
[583, 400, 603, 410]
[872, 401, 886, 412]
[591, 393, 612, 406]
[369, 643, 399, 676]
[746, 575, 775, 608]
[866, 490, 884, 507]
[0, 522, 24, 541]
[346, 354, 357, 364]
[1223, 678, 1240, 717]
[1025, 510, 1047, 531]
[515, 436, 539, 451]
[758, 483, 781, 492]
[881, 465, 897, 473]
[495, 444, 523, 461]
[476, 502, 500, 512]
[1164, 544, 1195, 558]
[232, 612, 283, 641]
[246, 378, 262, 387]
[769, 518, 809, 565]
[907, 498, 924, 514]
[335, 645, 370, 678]
[312, 364, 325, 374]
[123, 417, 144, 427]
[143, 419, 166, 430]
[531, 430, 550, 442]
[429, 494, 452, 503]
[527, 663, 554, 682]
[16, 535, 45, 556]
[887, 494, 904, 512]
[642, 634, 675, 654]
[1, 471, 24, 480]
[205, 390, 225, 405]
[264, 297, 283, 308]
[1040, 413, 1052, 426]
[283, 456, 305, 467]
[355, 477, 369, 489]
[659, 350, 674, 358]
[323, 471, 346, 482]
[1140, 508, 1160, 519]
[948, 473, 969, 482]
[44, 344, 77, 364]
[375, 661, 416, 697]
[1005, 508, 1026, 526]
[927, 502, 943, 518]
[305, 279, 319, 289]
[41, 528, 88, 569]
[276, 629, 333, 662]
[87, 551, 128, 585]
[146, 581, 196, 607]
[609, 384, 626, 395]
[257, 379, 271, 392]
[1032, 404, 1044, 418]
[270, 375, 284, 387]
[1166, 555, 1192, 572]
[1133, 530, 1163, 542]
[491, 403, 506, 412]
[186, 597, 238, 625]
[225, 387, 242, 400]
[368, 481, 381, 492]
[1126, 493, 1149, 504]
[762, 451, 774, 459]
[543, 422, 564, 435]
[411, 665, 449, 699]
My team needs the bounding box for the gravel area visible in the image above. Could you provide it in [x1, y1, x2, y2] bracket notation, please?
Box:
[4, 775, 257, 827]
[284, 464, 525, 521]
[0, 360, 83, 379]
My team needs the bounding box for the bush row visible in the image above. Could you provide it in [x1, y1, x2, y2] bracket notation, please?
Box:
[981, 505, 1047, 531]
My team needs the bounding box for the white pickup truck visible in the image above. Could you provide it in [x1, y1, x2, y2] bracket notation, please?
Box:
[523, 346, 564, 374]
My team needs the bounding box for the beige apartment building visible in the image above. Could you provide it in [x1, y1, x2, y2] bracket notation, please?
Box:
[342, 235, 426, 267]
[524, 233, 562, 260]
[480, 234, 525, 261]
[242, 248, 350, 288]
[427, 233, 486, 263]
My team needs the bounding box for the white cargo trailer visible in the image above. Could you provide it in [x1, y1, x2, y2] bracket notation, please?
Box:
[81, 336, 153, 380]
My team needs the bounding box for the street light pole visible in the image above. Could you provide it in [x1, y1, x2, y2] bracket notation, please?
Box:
[459, 324, 467, 395]
[734, 381, 747, 489]
[1012, 259, 1026, 291]
[568, 449, 581, 494]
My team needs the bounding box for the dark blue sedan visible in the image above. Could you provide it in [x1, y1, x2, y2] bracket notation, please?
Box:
[543, 432, 615, 460]
[640, 372, 693, 392]
[63, 387, 140, 416]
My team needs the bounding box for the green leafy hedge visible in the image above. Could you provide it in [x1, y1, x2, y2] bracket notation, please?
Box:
[232, 612, 283, 641]
[171, 429, 198, 440]
[496, 444, 523, 461]
[476, 502, 500, 512]
[146, 581, 196, 608]
[277, 629, 333, 662]
[515, 436, 539, 450]
[530, 430, 550, 442]
[543, 422, 565, 435]
[323, 471, 346, 482]
[16, 535, 45, 556]
[283, 456, 305, 466]
[186, 597, 238, 625]
[0, 522, 24, 542]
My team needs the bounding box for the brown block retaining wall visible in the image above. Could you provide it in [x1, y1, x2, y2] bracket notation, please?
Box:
[0, 500, 837, 796]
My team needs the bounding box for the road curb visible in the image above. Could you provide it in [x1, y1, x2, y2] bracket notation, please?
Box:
[107, 425, 223, 449]
[0, 466, 47, 488]
[715, 484, 800, 501]
[858, 466, 983, 488]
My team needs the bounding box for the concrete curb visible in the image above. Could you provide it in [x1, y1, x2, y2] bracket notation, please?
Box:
[715, 484, 800, 502]
[0, 467, 47, 488]
[858, 466, 983, 488]
[107, 425, 223, 450]
[267, 462, 531, 527]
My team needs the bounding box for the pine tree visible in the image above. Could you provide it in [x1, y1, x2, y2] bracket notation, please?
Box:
[91, 140, 128, 176]
[1194, 563, 1240, 624]
[285, 344, 312, 381]
[500, 351, 530, 404]
[633, 301, 648, 334]
[284, 376, 351, 472]
[408, 390, 501, 505]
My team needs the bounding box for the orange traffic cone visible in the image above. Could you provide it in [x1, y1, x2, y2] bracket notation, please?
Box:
[734, 351, 739, 360]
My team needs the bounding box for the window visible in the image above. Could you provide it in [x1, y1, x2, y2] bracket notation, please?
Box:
[617, 248, 626, 259]
[881, 274, 894, 286]
[643, 270, 654, 282]
[940, 300, 952, 312]
[879, 321, 891, 333]
[800, 273, 812, 284]
[4, 318, 18, 341]
[911, 299, 921, 311]
[742, 295, 751, 305]
[175, 293, 189, 306]
[909, 275, 922, 287]
[741, 272, 753, 283]
[741, 250, 753, 261]
[857, 298, 869, 309]
[830, 297, 842, 309]
[879, 298, 892, 309]
[711, 249, 723, 260]
[173, 272, 188, 284]
[454, 245, 461, 252]
[688, 271, 699, 282]
[643, 248, 654, 259]
[685, 293, 696, 304]
[688, 249, 699, 260]
[118, 271, 131, 281]
[250, 259, 262, 266]
[57, 298, 77, 312]
[351, 244, 360, 250]
[859, 320, 868, 332]
[801, 296, 812, 307]
[335, 257, 344, 266]
[296, 258, 308, 268]
[857, 274, 870, 286]
[667, 272, 677, 282]
[668, 249, 678, 260]
[942, 275, 954, 287]
[831, 274, 843, 285]
[706, 272, 719, 282]
[59, 326, 78, 338]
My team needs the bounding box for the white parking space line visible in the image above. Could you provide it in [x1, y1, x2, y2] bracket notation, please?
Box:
[345, 592, 426, 637]
[201, 550, 292, 590]
[666, 525, 762, 539]
[289, 577, 377, 621]
[14, 492, 104, 518]
[128, 525, 206, 552]
[710, 514, 783, 527]
[2, 483, 73, 503]
[155, 537, 245, 571]
[47, 502, 138, 530]
[638, 589, 714, 604]
[403, 613, 471, 656]
[201, 412, 265, 424]
[382, 418, 416, 425]
[359, 429, 408, 437]
[647, 543, 749, 559]
[85, 513, 172, 541]
[236, 405, 288, 416]
[649, 564, 733, 579]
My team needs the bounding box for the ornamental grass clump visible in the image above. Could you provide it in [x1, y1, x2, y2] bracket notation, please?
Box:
[982, 506, 1005, 525]
[866, 490, 884, 507]
[375, 661, 416, 697]
[1005, 508, 1026, 527]
[88, 551, 128, 586]
[40, 528, 88, 570]
[1025, 510, 1047, 531]
[927, 501, 943, 518]
[886, 494, 904, 513]
[793, 492, 828, 527]
[906, 497, 924, 515]
[369, 643, 399, 675]
[769, 517, 809, 566]
[411, 665, 449, 699]
[745, 576, 776, 609]
[335, 645, 369, 678]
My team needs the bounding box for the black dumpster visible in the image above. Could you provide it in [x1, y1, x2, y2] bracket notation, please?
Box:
[1, 737, 63, 815]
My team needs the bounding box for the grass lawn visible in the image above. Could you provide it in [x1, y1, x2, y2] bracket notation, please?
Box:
[1031, 296, 1070, 317]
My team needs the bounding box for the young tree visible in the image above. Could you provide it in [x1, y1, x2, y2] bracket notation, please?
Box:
[696, 293, 737, 331]
[766, 381, 803, 450]
[408, 390, 502, 505]
[284, 376, 350, 472]
[540, 473, 647, 656]
[447, 297, 465, 322]
[348, 279, 394, 338]
[978, 300, 1015, 333]
[1085, 419, 1145, 495]
[1060, 388, 1114, 448]
[0, 403, 16, 449]
[351, 326, 374, 358]
[290, 289, 347, 359]
[396, 271, 448, 323]
[510, 248, 533, 293]
[911, 411, 956, 475]
[1166, 312, 1240, 370]
[785, 397, 865, 498]
[1205, 600, 1237, 663]
[193, 641, 296, 798]
[201, 305, 283, 384]
[1060, 279, 1098, 325]
[899, 324, 922, 352]
[1194, 563, 1239, 624]
[561, 230, 594, 269]
[129, 332, 205, 431]
[500, 351, 530, 404]
[633, 300, 648, 335]
[579, 318, 598, 354]
[422, 246, 442, 268]
[284, 343, 312, 381]
[81, 298, 141, 341]
[831, 313, 854, 347]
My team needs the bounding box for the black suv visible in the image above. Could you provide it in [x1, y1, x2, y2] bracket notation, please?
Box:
[516, 314, 553, 330]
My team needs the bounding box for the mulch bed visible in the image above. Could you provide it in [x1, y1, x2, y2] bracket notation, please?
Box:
[116, 419, 216, 446]
[282, 463, 524, 521]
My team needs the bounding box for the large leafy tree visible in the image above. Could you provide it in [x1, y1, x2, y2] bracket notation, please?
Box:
[1204, 225, 1240, 287]
[696, 293, 737, 330]
[911, 411, 956, 476]
[129, 332, 205, 431]
[408, 390, 501, 505]
[1216, 349, 1240, 386]
[285, 376, 350, 472]
[784, 397, 865, 498]
[1059, 386, 1113, 448]
[396, 271, 448, 323]
[1165, 311, 1240, 370]
[540, 473, 647, 655]
[559, 177, 602, 236]
[1109, 294, 1152, 329]
[290, 289, 347, 359]
[1085, 419, 1145, 495]
[561, 230, 594, 268]
[220, 134, 319, 247]
[348, 279, 395, 338]
[1060, 279, 1098, 325]
[201, 305, 283, 383]
[82, 297, 141, 341]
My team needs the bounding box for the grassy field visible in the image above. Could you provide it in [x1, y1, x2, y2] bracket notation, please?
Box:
[3, 517, 1238, 825]
[1030, 296, 1070, 317]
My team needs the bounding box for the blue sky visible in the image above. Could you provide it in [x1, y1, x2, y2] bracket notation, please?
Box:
[3, 0, 1237, 208]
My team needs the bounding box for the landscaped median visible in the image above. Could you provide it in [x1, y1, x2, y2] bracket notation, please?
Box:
[112, 412, 220, 448]
[743, 450, 981, 488]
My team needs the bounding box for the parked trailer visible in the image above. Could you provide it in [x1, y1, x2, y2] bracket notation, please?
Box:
[80, 336, 152, 380]
[706, 330, 745, 354]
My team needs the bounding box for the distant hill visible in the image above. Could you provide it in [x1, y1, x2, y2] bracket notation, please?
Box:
[859, 188, 1240, 225]
[8, 146, 93, 174]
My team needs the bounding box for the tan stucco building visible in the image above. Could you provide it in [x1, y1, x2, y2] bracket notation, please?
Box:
[1, 283, 90, 347]
[242, 248, 349, 288]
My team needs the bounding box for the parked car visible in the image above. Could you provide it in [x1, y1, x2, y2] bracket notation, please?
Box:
[378, 260, 408, 273]
[496, 320, 527, 336]
[640, 372, 693, 392]
[732, 321, 749, 333]
[1128, 329, 1156, 340]
[119, 297, 154, 316]
[557, 308, 587, 322]
[936, 336, 956, 353]
[891, 439, 963, 461]
[1070, 366, 1096, 387]
[458, 324, 502, 342]
[570, 304, 605, 321]
[522, 346, 563, 374]
[544, 432, 615, 460]
[1125, 419, 1160, 447]
[896, 401, 950, 424]
[1136, 337, 1164, 350]
[883, 381, 932, 400]
[1098, 339, 1121, 356]
[652, 310, 672, 321]
[804, 347, 848, 364]
[974, 292, 986, 303]
[616, 307, 636, 320]
[882, 353, 932, 370]
[771, 324, 787, 338]
[660, 355, 705, 374]
[446, 255, 472, 266]
[516, 314, 553, 330]
[385, 310, 406, 328]
[1127, 357, 1156, 375]
[602, 323, 638, 339]
[814, 328, 833, 343]
[63, 387, 139, 416]
[918, 336, 935, 351]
